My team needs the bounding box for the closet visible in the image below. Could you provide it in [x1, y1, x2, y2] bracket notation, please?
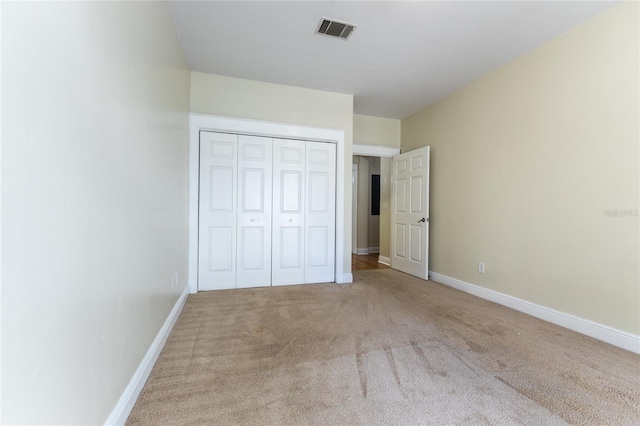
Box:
[198, 131, 336, 290]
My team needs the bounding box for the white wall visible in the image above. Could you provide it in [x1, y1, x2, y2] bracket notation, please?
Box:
[402, 1, 639, 335]
[190, 72, 354, 274]
[1, 2, 191, 424]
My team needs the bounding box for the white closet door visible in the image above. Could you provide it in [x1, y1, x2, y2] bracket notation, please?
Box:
[199, 132, 237, 290]
[272, 139, 306, 286]
[237, 135, 273, 288]
[305, 141, 336, 283]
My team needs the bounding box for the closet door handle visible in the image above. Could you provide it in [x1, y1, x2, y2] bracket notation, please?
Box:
[418, 218, 426, 223]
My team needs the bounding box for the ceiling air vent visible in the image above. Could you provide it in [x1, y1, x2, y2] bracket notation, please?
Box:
[316, 17, 356, 40]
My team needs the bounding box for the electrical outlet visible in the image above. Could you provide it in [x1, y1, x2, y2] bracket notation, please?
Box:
[478, 262, 485, 274]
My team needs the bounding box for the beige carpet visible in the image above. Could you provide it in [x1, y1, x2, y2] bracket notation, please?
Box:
[127, 269, 640, 425]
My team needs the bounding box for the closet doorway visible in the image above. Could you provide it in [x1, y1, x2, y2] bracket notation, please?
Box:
[188, 114, 350, 294]
[198, 131, 336, 290]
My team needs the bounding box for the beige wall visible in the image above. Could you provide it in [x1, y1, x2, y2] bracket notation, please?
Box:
[191, 72, 354, 271]
[191, 72, 353, 142]
[402, 2, 639, 334]
[354, 114, 401, 146]
[356, 157, 370, 250]
[2, 2, 191, 424]
[354, 156, 382, 253]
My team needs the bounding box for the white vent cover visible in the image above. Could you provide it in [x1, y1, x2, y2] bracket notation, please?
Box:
[316, 17, 356, 40]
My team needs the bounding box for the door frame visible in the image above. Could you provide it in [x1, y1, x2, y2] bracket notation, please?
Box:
[351, 144, 400, 259]
[351, 163, 358, 254]
[188, 113, 349, 293]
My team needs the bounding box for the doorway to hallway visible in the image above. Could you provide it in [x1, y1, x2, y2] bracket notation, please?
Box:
[351, 254, 390, 271]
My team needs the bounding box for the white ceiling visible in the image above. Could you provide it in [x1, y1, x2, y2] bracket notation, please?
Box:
[170, 1, 619, 119]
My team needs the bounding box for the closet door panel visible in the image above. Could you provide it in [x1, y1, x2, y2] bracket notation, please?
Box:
[305, 142, 336, 283]
[198, 132, 238, 290]
[272, 139, 305, 286]
[237, 135, 272, 288]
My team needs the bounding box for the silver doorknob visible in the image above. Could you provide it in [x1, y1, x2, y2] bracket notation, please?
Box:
[251, 218, 255, 222]
[418, 218, 426, 223]
[289, 218, 293, 223]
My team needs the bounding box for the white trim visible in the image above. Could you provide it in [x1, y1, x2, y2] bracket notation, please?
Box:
[352, 163, 358, 254]
[338, 273, 353, 284]
[355, 247, 379, 255]
[378, 255, 391, 266]
[189, 113, 349, 293]
[429, 272, 640, 355]
[353, 143, 400, 158]
[105, 286, 190, 425]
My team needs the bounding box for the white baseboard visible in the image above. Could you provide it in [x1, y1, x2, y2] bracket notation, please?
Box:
[378, 256, 391, 266]
[355, 247, 380, 255]
[429, 272, 640, 355]
[338, 273, 353, 283]
[105, 285, 190, 425]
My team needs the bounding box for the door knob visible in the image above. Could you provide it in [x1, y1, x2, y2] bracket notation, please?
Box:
[418, 218, 426, 223]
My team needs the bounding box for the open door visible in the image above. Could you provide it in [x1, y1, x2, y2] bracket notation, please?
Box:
[390, 147, 430, 279]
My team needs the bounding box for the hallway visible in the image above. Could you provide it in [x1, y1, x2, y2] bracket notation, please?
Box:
[351, 254, 390, 271]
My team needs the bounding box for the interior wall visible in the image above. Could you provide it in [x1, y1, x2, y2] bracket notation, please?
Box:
[379, 158, 392, 260]
[190, 72, 354, 273]
[353, 114, 401, 146]
[1, 2, 191, 424]
[401, 1, 639, 335]
[356, 156, 370, 251]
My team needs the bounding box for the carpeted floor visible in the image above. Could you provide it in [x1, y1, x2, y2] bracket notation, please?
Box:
[127, 269, 640, 425]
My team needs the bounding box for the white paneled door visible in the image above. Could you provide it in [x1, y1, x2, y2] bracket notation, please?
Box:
[199, 132, 336, 290]
[198, 132, 238, 290]
[391, 147, 430, 280]
[236, 136, 273, 288]
[304, 141, 336, 284]
[272, 139, 306, 286]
